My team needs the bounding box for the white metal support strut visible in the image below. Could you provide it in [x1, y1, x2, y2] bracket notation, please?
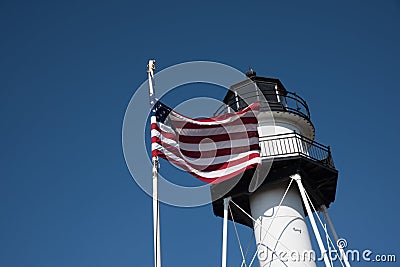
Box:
[291, 174, 332, 267]
[222, 197, 231, 267]
[321, 205, 351, 267]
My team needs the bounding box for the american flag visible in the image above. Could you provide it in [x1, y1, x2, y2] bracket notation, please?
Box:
[151, 101, 261, 184]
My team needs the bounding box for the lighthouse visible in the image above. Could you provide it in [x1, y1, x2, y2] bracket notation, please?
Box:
[211, 70, 342, 267]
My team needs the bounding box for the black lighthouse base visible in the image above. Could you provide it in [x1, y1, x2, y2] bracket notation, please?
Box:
[210, 156, 338, 227]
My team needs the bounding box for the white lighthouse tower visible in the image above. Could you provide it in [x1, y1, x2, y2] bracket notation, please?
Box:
[211, 70, 348, 267]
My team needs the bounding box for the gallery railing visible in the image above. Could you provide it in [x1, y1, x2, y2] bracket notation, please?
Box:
[215, 90, 311, 121]
[259, 132, 335, 169]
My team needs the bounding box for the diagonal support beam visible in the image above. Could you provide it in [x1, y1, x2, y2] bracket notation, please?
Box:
[321, 205, 351, 267]
[291, 174, 332, 267]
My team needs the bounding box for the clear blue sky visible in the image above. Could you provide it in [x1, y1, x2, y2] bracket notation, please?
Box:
[1, 1, 399, 266]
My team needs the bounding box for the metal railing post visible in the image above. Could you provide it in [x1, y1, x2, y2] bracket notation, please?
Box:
[327, 146, 334, 168]
[234, 91, 240, 110]
[294, 92, 300, 111]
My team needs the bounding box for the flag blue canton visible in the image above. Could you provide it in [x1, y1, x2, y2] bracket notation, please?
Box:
[153, 101, 172, 123]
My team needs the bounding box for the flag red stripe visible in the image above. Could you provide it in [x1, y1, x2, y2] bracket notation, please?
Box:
[171, 117, 258, 129]
[158, 152, 258, 184]
[170, 102, 259, 123]
[155, 151, 259, 184]
[178, 131, 258, 143]
[152, 124, 258, 144]
[153, 146, 260, 172]
[153, 140, 259, 166]
[152, 136, 259, 158]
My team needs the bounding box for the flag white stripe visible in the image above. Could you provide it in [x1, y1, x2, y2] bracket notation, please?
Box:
[152, 142, 260, 166]
[157, 121, 258, 137]
[175, 124, 258, 136]
[154, 144, 261, 179]
[152, 128, 258, 151]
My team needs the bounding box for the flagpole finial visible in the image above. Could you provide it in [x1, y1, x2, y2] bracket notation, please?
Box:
[148, 59, 156, 105]
[147, 59, 156, 75]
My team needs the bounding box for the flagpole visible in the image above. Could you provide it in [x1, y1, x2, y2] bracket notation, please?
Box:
[148, 59, 161, 267]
